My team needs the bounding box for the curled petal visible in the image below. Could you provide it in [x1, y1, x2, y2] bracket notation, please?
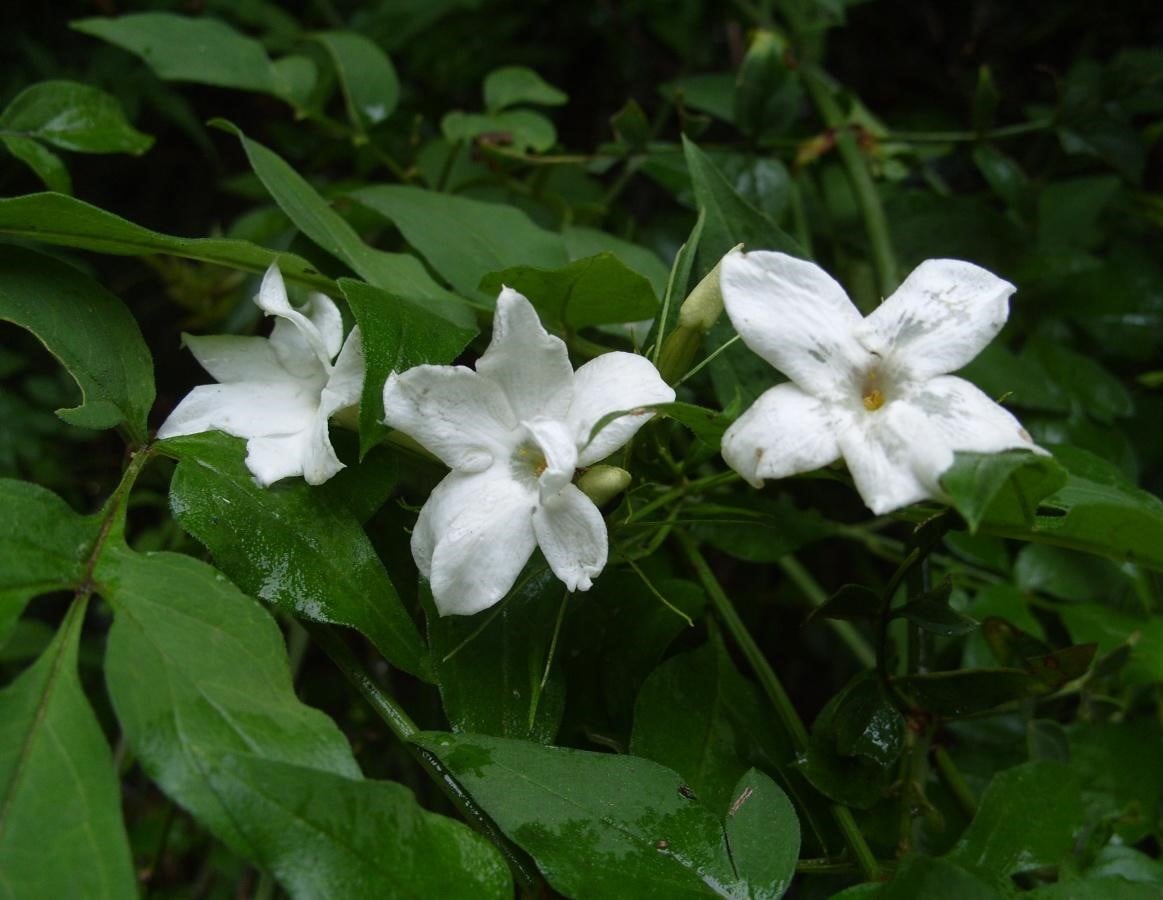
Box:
[861, 259, 1015, 380]
[908, 376, 1047, 456]
[414, 468, 538, 616]
[522, 417, 579, 503]
[320, 327, 365, 420]
[532, 484, 607, 593]
[477, 288, 574, 422]
[721, 250, 868, 401]
[183, 334, 287, 384]
[721, 383, 847, 487]
[568, 352, 676, 466]
[240, 430, 331, 487]
[157, 382, 317, 441]
[383, 365, 516, 473]
[258, 264, 341, 373]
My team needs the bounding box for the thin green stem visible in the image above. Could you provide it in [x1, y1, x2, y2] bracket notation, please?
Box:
[621, 470, 740, 527]
[933, 746, 978, 819]
[778, 556, 876, 668]
[674, 335, 741, 387]
[674, 531, 880, 881]
[885, 119, 1052, 143]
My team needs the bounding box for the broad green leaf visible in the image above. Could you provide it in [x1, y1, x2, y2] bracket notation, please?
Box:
[0, 479, 95, 638]
[844, 855, 1003, 900]
[631, 638, 795, 813]
[0, 244, 154, 443]
[441, 109, 557, 153]
[73, 13, 288, 99]
[1029, 340, 1133, 423]
[940, 450, 1067, 533]
[427, 569, 566, 744]
[0, 80, 152, 155]
[1, 136, 71, 193]
[891, 668, 1044, 717]
[98, 544, 361, 852]
[206, 754, 512, 899]
[412, 731, 800, 899]
[350, 184, 567, 301]
[484, 66, 567, 112]
[216, 122, 475, 328]
[1069, 720, 1163, 844]
[1056, 603, 1163, 686]
[340, 278, 477, 455]
[1027, 879, 1162, 899]
[0, 600, 135, 900]
[830, 676, 904, 768]
[1013, 543, 1137, 604]
[562, 225, 671, 299]
[662, 74, 737, 124]
[480, 252, 659, 328]
[733, 30, 802, 139]
[0, 192, 335, 292]
[723, 769, 800, 899]
[947, 761, 1084, 878]
[805, 583, 881, 622]
[311, 31, 400, 130]
[162, 432, 430, 681]
[681, 135, 805, 278]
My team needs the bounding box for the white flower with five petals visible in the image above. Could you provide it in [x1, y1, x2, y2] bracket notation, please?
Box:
[720, 251, 1046, 514]
[383, 288, 674, 616]
[158, 264, 364, 486]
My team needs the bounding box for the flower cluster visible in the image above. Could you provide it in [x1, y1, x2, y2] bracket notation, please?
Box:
[162, 251, 1043, 616]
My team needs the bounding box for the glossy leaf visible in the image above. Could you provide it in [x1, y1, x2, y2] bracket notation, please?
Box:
[723, 769, 800, 899]
[484, 66, 567, 112]
[947, 761, 1084, 877]
[162, 432, 430, 680]
[895, 591, 979, 637]
[480, 252, 659, 328]
[1, 136, 71, 192]
[0, 244, 154, 444]
[412, 731, 800, 899]
[940, 450, 1067, 534]
[1056, 603, 1163, 686]
[892, 668, 1045, 717]
[0, 80, 152, 155]
[311, 31, 400, 130]
[0, 192, 335, 292]
[340, 278, 477, 455]
[351, 184, 567, 300]
[206, 754, 512, 899]
[0, 600, 135, 900]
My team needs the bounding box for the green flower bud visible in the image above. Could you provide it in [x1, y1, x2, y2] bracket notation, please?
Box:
[677, 244, 743, 333]
[577, 465, 632, 507]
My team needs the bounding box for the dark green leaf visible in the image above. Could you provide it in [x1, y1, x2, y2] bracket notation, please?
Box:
[947, 760, 1084, 877]
[441, 109, 557, 153]
[692, 494, 835, 565]
[163, 431, 430, 681]
[483, 66, 567, 112]
[895, 591, 979, 637]
[340, 277, 477, 455]
[972, 66, 1000, 134]
[892, 668, 1044, 717]
[849, 854, 1004, 900]
[1069, 720, 1163, 845]
[0, 600, 135, 900]
[940, 450, 1067, 533]
[412, 731, 799, 899]
[1030, 340, 1134, 423]
[733, 30, 801, 139]
[0, 80, 152, 155]
[663, 74, 736, 124]
[0, 244, 154, 443]
[610, 98, 651, 149]
[831, 675, 905, 767]
[981, 615, 1051, 668]
[206, 754, 512, 899]
[480, 252, 659, 328]
[808, 583, 881, 623]
[1014, 543, 1137, 604]
[1056, 603, 1163, 686]
[973, 145, 1028, 211]
[1022, 643, 1097, 689]
[1, 136, 71, 193]
[311, 32, 400, 130]
[723, 769, 800, 899]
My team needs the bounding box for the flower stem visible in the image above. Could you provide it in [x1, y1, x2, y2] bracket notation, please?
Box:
[933, 746, 978, 819]
[778, 555, 876, 668]
[674, 531, 880, 881]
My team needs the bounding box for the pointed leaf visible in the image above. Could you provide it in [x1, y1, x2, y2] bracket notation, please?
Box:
[723, 769, 800, 900]
[484, 66, 567, 112]
[0, 80, 152, 155]
[311, 32, 400, 130]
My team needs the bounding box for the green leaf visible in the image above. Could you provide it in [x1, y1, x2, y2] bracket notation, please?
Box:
[630, 637, 795, 813]
[947, 760, 1084, 878]
[350, 184, 567, 301]
[807, 583, 881, 622]
[940, 450, 1067, 533]
[1, 136, 71, 193]
[562, 225, 671, 299]
[412, 731, 800, 899]
[733, 30, 801, 139]
[73, 13, 290, 100]
[428, 569, 567, 744]
[831, 676, 905, 767]
[162, 432, 430, 681]
[0, 599, 136, 900]
[0, 479, 96, 638]
[205, 754, 513, 899]
[1068, 720, 1163, 844]
[480, 252, 659, 328]
[0, 80, 152, 155]
[216, 121, 475, 328]
[441, 109, 557, 153]
[339, 278, 477, 455]
[1056, 603, 1163, 686]
[852, 855, 1004, 900]
[0, 192, 334, 292]
[1014, 543, 1137, 604]
[723, 769, 800, 899]
[311, 31, 400, 130]
[98, 545, 362, 852]
[483, 66, 567, 112]
[681, 135, 805, 278]
[895, 590, 979, 637]
[891, 668, 1044, 717]
[0, 244, 154, 443]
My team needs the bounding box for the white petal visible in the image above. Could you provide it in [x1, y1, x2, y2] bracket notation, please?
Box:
[245, 431, 316, 487]
[298, 409, 346, 485]
[476, 288, 574, 421]
[183, 334, 287, 384]
[257, 264, 339, 374]
[413, 468, 538, 616]
[157, 382, 317, 441]
[720, 383, 847, 487]
[838, 402, 953, 515]
[861, 259, 1015, 380]
[907, 376, 1046, 456]
[383, 366, 516, 473]
[319, 327, 365, 420]
[568, 352, 676, 466]
[532, 483, 607, 593]
[721, 250, 869, 400]
[522, 417, 578, 502]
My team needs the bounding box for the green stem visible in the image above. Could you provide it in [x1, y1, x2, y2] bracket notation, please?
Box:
[622, 470, 740, 528]
[933, 746, 978, 819]
[802, 67, 899, 298]
[886, 119, 1052, 143]
[778, 555, 876, 668]
[674, 531, 880, 881]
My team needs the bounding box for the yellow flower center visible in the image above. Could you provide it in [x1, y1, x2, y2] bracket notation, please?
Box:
[861, 371, 886, 412]
[514, 443, 548, 477]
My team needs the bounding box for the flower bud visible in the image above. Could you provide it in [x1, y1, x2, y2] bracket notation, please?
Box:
[655, 323, 702, 385]
[577, 465, 632, 507]
[677, 244, 742, 333]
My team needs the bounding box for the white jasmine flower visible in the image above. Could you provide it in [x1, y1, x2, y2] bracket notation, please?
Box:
[720, 251, 1046, 515]
[383, 288, 674, 616]
[158, 264, 364, 487]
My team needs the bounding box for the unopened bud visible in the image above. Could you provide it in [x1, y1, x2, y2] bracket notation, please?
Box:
[577, 465, 632, 507]
[656, 324, 702, 385]
[677, 244, 742, 332]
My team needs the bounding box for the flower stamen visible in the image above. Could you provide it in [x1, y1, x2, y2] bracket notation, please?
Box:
[861, 371, 886, 412]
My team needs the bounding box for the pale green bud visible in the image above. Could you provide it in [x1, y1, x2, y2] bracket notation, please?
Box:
[677, 244, 743, 333]
[577, 465, 632, 507]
